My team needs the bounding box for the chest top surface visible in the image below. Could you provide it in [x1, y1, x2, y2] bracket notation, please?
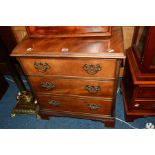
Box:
[11, 27, 125, 59]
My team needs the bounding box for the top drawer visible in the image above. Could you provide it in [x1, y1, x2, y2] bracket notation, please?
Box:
[19, 58, 116, 79]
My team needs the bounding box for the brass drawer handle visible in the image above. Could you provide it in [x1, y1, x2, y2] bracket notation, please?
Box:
[87, 104, 101, 110]
[48, 100, 60, 106]
[85, 85, 101, 94]
[83, 64, 102, 75]
[41, 82, 55, 90]
[34, 62, 50, 73]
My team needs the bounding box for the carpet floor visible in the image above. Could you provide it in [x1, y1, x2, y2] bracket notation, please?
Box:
[0, 76, 155, 129]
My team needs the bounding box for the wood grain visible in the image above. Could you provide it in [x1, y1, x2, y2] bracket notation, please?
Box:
[37, 94, 112, 115]
[26, 26, 112, 38]
[28, 76, 114, 98]
[11, 27, 125, 58]
[10, 26, 124, 127]
[19, 58, 116, 79]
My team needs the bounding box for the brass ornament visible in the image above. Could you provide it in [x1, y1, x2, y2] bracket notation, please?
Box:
[85, 85, 101, 94]
[34, 62, 50, 73]
[48, 100, 60, 106]
[11, 91, 39, 118]
[87, 104, 101, 110]
[41, 82, 55, 90]
[83, 64, 102, 75]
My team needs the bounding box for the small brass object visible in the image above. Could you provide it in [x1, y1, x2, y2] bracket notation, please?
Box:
[48, 100, 60, 106]
[34, 62, 50, 73]
[83, 64, 102, 75]
[85, 85, 101, 94]
[36, 114, 41, 119]
[34, 99, 38, 104]
[87, 104, 101, 110]
[41, 82, 55, 90]
[11, 91, 39, 118]
[11, 113, 16, 118]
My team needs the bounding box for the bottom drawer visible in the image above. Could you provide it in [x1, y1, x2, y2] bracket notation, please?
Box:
[37, 95, 112, 115]
[133, 100, 155, 110]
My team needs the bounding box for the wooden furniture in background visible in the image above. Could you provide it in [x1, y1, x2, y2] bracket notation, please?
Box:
[11, 26, 125, 127]
[121, 26, 155, 121]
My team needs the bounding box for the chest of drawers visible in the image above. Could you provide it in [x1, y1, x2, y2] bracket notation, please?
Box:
[121, 27, 155, 122]
[121, 49, 155, 121]
[11, 26, 125, 127]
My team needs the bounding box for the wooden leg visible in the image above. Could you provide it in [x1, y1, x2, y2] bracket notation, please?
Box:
[125, 114, 141, 122]
[103, 119, 115, 128]
[39, 114, 50, 120]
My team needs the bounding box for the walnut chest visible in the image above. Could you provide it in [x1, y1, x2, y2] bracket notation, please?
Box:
[11, 26, 125, 127]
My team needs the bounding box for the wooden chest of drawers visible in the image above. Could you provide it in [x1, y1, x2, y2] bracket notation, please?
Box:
[121, 27, 155, 122]
[121, 49, 155, 121]
[11, 26, 125, 127]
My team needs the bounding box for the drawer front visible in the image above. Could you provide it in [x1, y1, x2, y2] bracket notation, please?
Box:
[133, 100, 155, 110]
[37, 95, 112, 115]
[19, 58, 116, 79]
[136, 86, 155, 98]
[29, 77, 114, 98]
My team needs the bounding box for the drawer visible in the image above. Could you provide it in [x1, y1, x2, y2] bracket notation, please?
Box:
[136, 86, 155, 98]
[37, 95, 112, 115]
[29, 76, 114, 98]
[19, 58, 116, 79]
[133, 100, 155, 110]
